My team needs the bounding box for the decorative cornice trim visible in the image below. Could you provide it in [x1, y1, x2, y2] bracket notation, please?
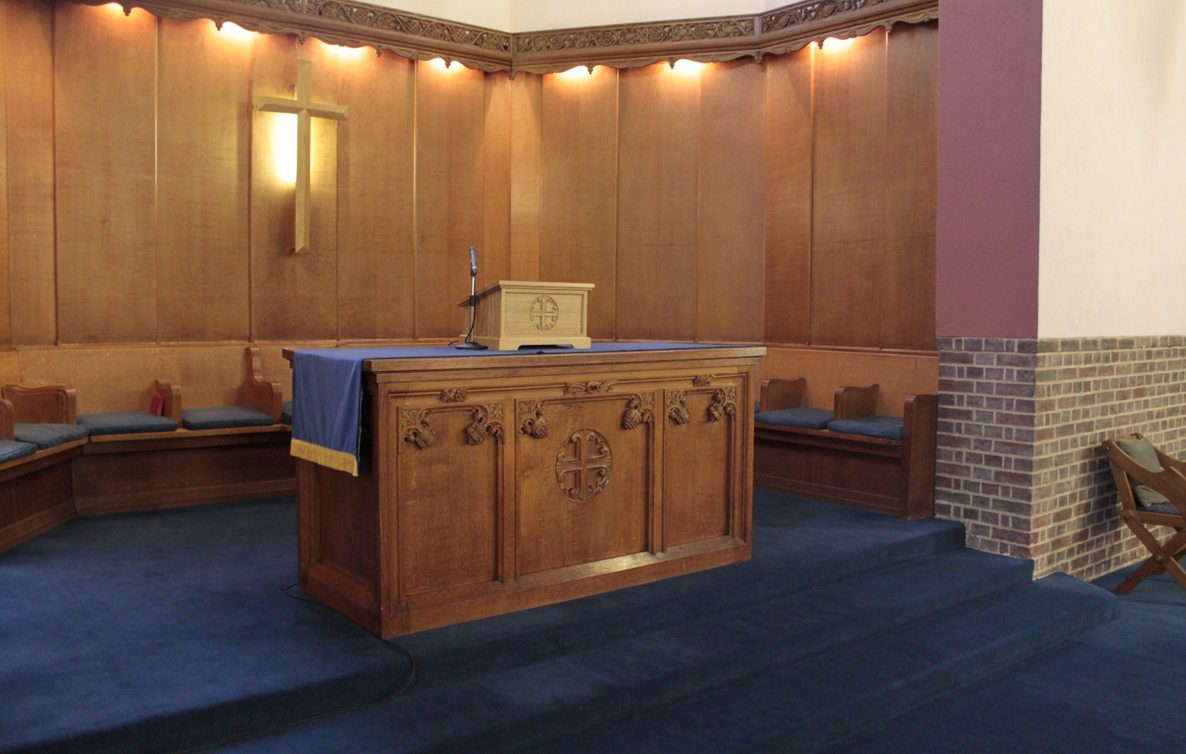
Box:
[68, 0, 937, 76]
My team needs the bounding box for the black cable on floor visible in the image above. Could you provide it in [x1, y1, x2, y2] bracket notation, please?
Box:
[168, 583, 417, 754]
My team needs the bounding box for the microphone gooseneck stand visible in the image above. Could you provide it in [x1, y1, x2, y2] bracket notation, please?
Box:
[456, 246, 487, 350]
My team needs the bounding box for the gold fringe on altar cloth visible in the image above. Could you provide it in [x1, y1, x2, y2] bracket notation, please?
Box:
[290, 438, 358, 477]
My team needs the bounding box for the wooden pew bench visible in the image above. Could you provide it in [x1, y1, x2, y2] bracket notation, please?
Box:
[753, 378, 937, 520]
[0, 398, 86, 552]
[3, 346, 295, 520]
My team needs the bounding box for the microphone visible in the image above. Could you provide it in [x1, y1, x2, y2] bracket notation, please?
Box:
[456, 246, 487, 350]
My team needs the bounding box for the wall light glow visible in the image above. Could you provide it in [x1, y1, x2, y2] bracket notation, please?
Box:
[268, 112, 298, 185]
[820, 36, 856, 52]
[217, 21, 256, 44]
[557, 65, 595, 79]
[102, 3, 127, 15]
[670, 59, 705, 75]
[337, 44, 376, 61]
[428, 57, 454, 71]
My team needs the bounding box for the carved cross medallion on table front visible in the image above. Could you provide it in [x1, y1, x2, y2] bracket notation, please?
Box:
[255, 60, 348, 255]
[556, 430, 612, 502]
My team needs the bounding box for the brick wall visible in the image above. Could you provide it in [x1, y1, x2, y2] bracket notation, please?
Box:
[936, 336, 1186, 579]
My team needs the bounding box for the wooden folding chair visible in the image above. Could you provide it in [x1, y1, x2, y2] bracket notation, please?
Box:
[1101, 433, 1186, 594]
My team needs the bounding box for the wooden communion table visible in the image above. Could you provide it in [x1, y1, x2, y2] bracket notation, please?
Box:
[284, 344, 763, 638]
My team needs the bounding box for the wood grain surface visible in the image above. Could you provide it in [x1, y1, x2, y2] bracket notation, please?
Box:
[616, 63, 699, 342]
[156, 18, 251, 342]
[54, 3, 158, 344]
[540, 66, 619, 340]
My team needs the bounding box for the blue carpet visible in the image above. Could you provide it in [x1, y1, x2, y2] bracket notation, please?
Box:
[824, 567, 1186, 754]
[0, 496, 410, 754]
[0, 491, 1135, 754]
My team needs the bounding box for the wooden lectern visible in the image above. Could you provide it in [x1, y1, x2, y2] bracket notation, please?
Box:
[459, 281, 594, 351]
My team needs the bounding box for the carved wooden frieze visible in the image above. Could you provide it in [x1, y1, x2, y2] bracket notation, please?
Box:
[692, 375, 714, 387]
[400, 408, 438, 450]
[555, 429, 612, 503]
[761, 0, 888, 33]
[439, 388, 468, 403]
[666, 391, 692, 426]
[67, 0, 936, 78]
[564, 380, 617, 396]
[622, 394, 655, 430]
[466, 404, 505, 445]
[515, 18, 754, 54]
[707, 387, 738, 423]
[517, 401, 549, 439]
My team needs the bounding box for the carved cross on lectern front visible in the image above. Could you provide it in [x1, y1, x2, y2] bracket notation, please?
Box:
[255, 60, 348, 255]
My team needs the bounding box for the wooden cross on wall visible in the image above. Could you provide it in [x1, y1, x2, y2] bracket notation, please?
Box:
[255, 60, 348, 255]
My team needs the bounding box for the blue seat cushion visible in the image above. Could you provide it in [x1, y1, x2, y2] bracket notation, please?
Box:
[182, 405, 274, 431]
[282, 400, 293, 425]
[827, 415, 905, 441]
[755, 407, 834, 430]
[77, 412, 179, 436]
[0, 440, 37, 464]
[13, 422, 91, 450]
[1145, 501, 1184, 517]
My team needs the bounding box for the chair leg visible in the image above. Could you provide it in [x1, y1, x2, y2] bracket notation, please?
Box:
[1115, 525, 1186, 595]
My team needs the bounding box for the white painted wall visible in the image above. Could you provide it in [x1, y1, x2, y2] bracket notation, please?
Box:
[362, 0, 765, 32]
[365, 0, 511, 31]
[1038, 0, 1186, 337]
[509, 0, 762, 32]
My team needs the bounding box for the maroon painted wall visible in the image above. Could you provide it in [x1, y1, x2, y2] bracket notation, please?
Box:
[935, 0, 1043, 338]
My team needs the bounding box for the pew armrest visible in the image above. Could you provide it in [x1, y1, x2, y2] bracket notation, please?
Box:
[833, 383, 879, 421]
[0, 399, 14, 441]
[1, 383, 77, 424]
[152, 380, 183, 423]
[760, 378, 807, 412]
[244, 348, 283, 423]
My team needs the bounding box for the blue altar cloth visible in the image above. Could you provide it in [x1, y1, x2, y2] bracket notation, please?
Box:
[290, 342, 729, 476]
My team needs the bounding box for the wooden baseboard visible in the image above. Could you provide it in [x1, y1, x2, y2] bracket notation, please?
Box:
[75, 479, 296, 516]
[0, 501, 76, 553]
[755, 473, 902, 518]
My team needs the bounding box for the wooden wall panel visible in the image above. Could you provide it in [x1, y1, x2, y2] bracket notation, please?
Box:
[54, 4, 158, 344]
[508, 73, 541, 282]
[481, 72, 512, 287]
[810, 31, 888, 348]
[5, 0, 56, 346]
[250, 36, 339, 341]
[414, 60, 486, 339]
[882, 22, 938, 350]
[763, 345, 938, 416]
[0, 7, 9, 347]
[540, 67, 619, 340]
[156, 19, 251, 342]
[337, 50, 415, 340]
[698, 60, 765, 344]
[764, 48, 814, 346]
[617, 63, 700, 342]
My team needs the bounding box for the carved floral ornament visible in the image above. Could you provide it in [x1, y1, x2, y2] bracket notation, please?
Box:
[71, 0, 936, 76]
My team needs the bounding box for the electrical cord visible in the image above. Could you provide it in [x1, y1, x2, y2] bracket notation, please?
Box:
[167, 583, 417, 754]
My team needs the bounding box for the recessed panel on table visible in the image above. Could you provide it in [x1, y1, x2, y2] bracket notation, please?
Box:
[516, 393, 652, 576]
[662, 386, 737, 547]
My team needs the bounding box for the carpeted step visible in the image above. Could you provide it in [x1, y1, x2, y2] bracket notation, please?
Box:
[399, 493, 967, 687]
[526, 573, 1118, 754]
[0, 497, 411, 754]
[215, 546, 1035, 754]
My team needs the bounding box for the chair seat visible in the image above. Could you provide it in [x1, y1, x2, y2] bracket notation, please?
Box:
[755, 407, 834, 430]
[13, 422, 91, 450]
[182, 405, 274, 431]
[1144, 501, 1185, 517]
[282, 400, 293, 425]
[0, 440, 37, 464]
[77, 412, 180, 436]
[827, 415, 904, 441]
